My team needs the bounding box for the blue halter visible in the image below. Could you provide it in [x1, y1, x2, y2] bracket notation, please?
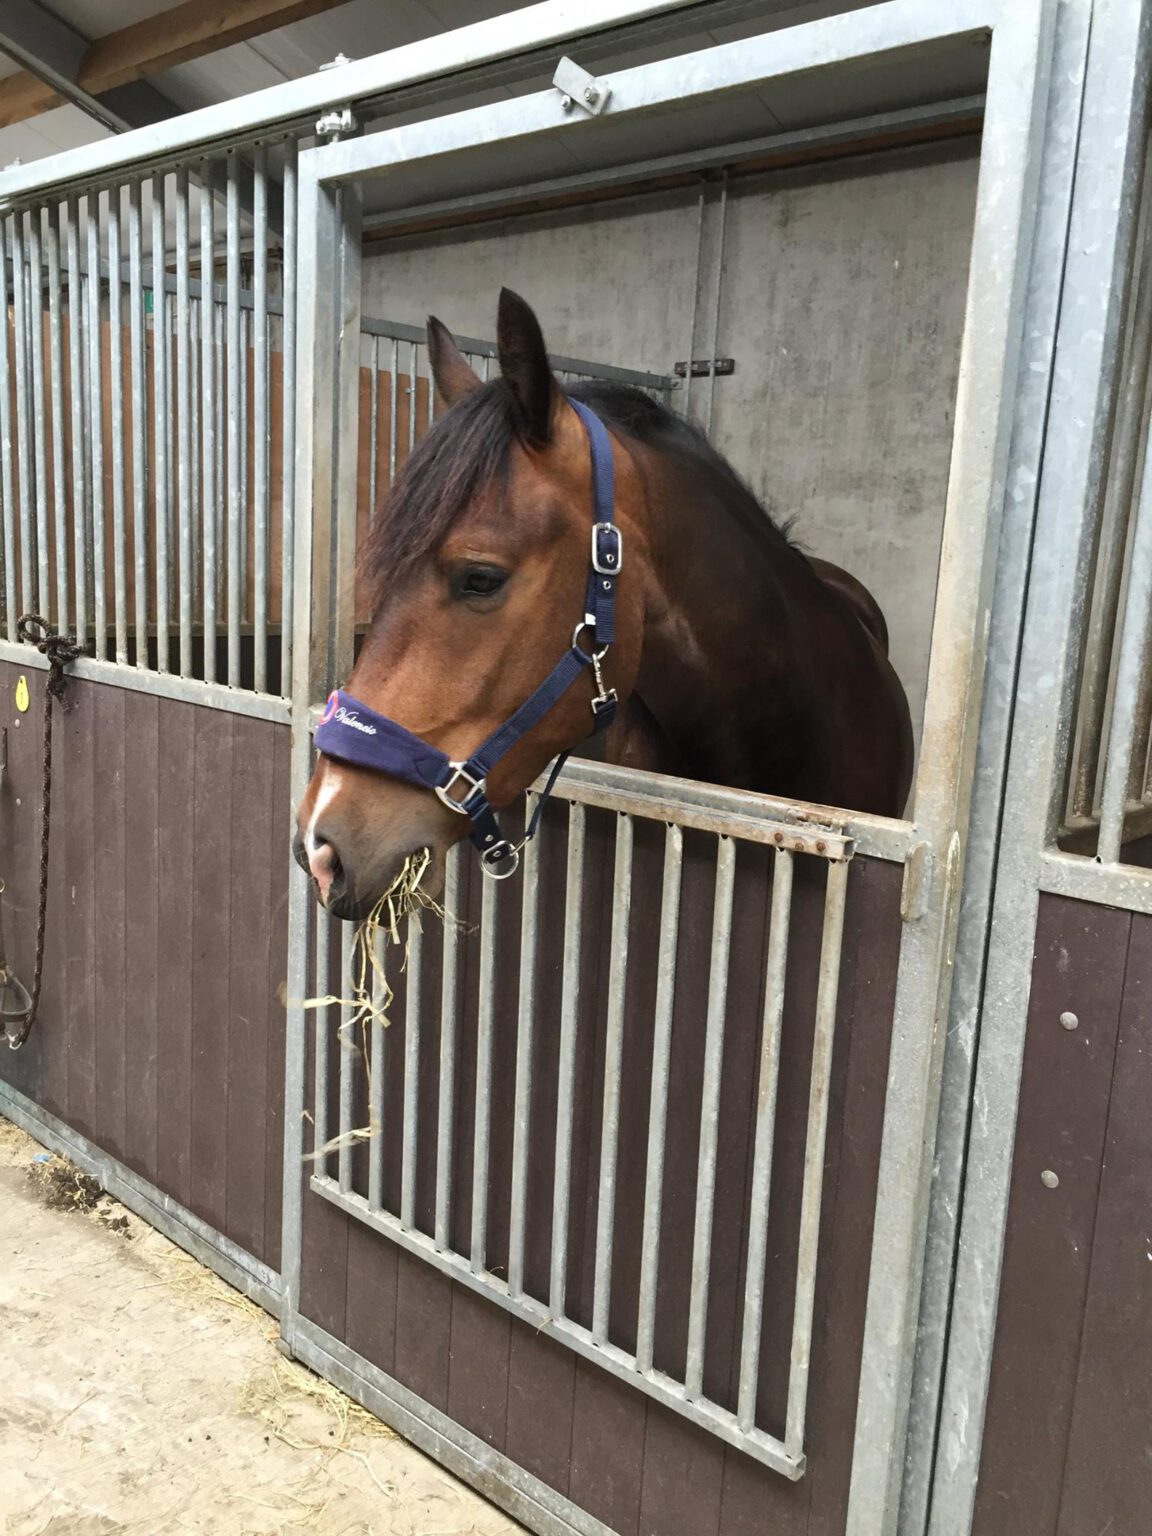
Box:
[314, 399, 621, 879]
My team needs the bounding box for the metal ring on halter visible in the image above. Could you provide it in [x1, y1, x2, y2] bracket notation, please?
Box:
[572, 620, 609, 663]
[480, 840, 521, 880]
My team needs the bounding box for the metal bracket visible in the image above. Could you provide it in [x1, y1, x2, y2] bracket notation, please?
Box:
[674, 358, 736, 379]
[553, 56, 612, 116]
[901, 840, 931, 922]
[316, 106, 357, 139]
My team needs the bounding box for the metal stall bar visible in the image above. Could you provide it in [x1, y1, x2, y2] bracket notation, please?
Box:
[280, 141, 298, 696]
[45, 203, 67, 630]
[200, 162, 217, 683]
[9, 213, 34, 619]
[434, 844, 462, 1249]
[252, 143, 269, 694]
[175, 169, 192, 676]
[338, 922, 355, 1195]
[507, 830, 540, 1298]
[400, 914, 424, 1231]
[591, 813, 634, 1345]
[685, 833, 736, 1398]
[128, 180, 149, 664]
[737, 846, 794, 1429]
[368, 931, 386, 1211]
[470, 876, 498, 1274]
[226, 155, 242, 688]
[313, 914, 331, 1178]
[408, 341, 418, 459]
[389, 337, 398, 487]
[549, 801, 584, 1317]
[152, 175, 170, 673]
[65, 196, 87, 650]
[107, 190, 128, 663]
[636, 822, 683, 1373]
[0, 217, 15, 639]
[27, 210, 50, 619]
[786, 856, 848, 1458]
[85, 196, 106, 657]
[368, 335, 379, 525]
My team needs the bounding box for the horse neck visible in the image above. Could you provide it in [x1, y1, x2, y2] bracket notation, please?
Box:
[628, 444, 822, 793]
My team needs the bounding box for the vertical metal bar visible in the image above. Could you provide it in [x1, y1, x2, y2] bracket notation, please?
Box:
[226, 154, 242, 687]
[214, 297, 225, 624]
[239, 305, 249, 623]
[685, 833, 737, 1398]
[338, 921, 355, 1194]
[253, 142, 269, 693]
[11, 213, 34, 619]
[591, 813, 634, 1346]
[549, 802, 584, 1316]
[85, 198, 106, 656]
[705, 171, 728, 437]
[313, 912, 330, 1176]
[107, 189, 128, 664]
[737, 847, 795, 1429]
[786, 857, 848, 1458]
[0, 216, 16, 640]
[434, 842, 462, 1250]
[408, 341, 418, 458]
[175, 169, 192, 676]
[151, 176, 169, 672]
[507, 828, 540, 1298]
[368, 334, 379, 520]
[128, 180, 148, 664]
[45, 203, 68, 629]
[400, 913, 424, 1230]
[1098, 421, 1152, 861]
[367, 931, 386, 1211]
[683, 185, 706, 423]
[200, 164, 217, 682]
[388, 336, 398, 484]
[470, 873, 498, 1273]
[66, 195, 87, 649]
[28, 208, 50, 619]
[280, 140, 298, 696]
[635, 822, 683, 1373]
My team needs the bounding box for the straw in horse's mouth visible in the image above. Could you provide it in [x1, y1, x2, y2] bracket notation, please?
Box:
[301, 849, 459, 1163]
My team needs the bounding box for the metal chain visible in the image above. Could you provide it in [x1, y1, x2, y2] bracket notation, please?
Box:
[4, 614, 81, 1050]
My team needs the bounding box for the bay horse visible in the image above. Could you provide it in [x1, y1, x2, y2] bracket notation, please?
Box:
[295, 289, 912, 920]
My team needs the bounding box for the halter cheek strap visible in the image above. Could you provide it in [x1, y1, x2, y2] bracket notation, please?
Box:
[314, 400, 620, 879]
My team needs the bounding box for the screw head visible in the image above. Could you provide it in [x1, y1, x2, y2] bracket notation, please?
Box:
[1041, 1169, 1060, 1189]
[1059, 1011, 1078, 1030]
[584, 85, 599, 104]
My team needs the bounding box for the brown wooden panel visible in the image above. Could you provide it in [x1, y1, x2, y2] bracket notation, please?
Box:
[973, 895, 1132, 1536]
[122, 692, 159, 1181]
[1055, 911, 1152, 1535]
[568, 1363, 647, 1536]
[188, 709, 233, 1232]
[505, 1324, 577, 1496]
[639, 1402, 726, 1536]
[447, 1284, 511, 1450]
[393, 1248, 452, 1410]
[344, 1217, 399, 1379]
[92, 684, 128, 1164]
[154, 698, 196, 1211]
[263, 735, 291, 1273]
[62, 666, 97, 1141]
[224, 714, 275, 1263]
[0, 663, 46, 1109]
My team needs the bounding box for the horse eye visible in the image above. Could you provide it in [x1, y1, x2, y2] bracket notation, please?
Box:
[457, 566, 508, 598]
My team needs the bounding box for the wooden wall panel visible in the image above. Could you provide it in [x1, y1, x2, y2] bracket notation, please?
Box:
[0, 665, 289, 1275]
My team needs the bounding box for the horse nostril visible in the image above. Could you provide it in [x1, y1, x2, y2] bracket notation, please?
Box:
[306, 830, 345, 899]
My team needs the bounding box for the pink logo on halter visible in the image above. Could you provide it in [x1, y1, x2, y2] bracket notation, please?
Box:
[320, 690, 340, 726]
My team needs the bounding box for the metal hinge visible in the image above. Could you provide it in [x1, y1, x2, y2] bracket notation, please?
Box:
[553, 56, 612, 116]
[316, 105, 357, 139]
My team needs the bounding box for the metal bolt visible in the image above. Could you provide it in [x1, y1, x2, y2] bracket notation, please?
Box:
[1041, 1169, 1059, 1189]
[816, 840, 827, 854]
[561, 96, 575, 114]
[584, 85, 599, 104]
[773, 832, 784, 844]
[1059, 1010, 1078, 1030]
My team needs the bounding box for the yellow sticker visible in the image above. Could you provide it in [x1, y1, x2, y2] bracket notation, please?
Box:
[15, 675, 29, 713]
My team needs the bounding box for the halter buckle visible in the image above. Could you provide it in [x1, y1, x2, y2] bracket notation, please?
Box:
[480, 840, 521, 880]
[435, 762, 486, 815]
[592, 522, 622, 575]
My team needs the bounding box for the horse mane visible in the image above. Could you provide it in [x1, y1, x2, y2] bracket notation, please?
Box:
[360, 376, 798, 598]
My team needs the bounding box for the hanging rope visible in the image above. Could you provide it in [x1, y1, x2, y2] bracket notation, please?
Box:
[1, 615, 81, 1050]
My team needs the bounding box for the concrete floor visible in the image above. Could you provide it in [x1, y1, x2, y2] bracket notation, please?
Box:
[0, 1116, 525, 1536]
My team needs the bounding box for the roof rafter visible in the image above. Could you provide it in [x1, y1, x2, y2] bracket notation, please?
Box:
[0, 0, 353, 129]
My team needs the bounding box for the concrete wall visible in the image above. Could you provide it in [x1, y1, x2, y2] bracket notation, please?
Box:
[361, 142, 980, 751]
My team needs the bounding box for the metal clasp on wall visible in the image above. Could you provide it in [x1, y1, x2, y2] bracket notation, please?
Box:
[553, 56, 612, 116]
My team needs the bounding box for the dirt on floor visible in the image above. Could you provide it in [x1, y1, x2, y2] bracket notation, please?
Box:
[0, 1116, 525, 1536]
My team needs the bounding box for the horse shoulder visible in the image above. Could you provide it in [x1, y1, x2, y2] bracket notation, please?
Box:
[806, 555, 891, 655]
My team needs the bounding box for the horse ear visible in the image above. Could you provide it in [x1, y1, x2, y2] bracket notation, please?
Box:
[427, 316, 482, 406]
[497, 288, 556, 446]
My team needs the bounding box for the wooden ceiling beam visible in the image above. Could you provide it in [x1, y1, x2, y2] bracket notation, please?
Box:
[0, 0, 353, 128]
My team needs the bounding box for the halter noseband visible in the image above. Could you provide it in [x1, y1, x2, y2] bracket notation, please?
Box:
[314, 399, 621, 880]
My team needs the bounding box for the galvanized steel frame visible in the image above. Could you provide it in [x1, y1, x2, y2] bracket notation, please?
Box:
[289, 0, 1058, 1526]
